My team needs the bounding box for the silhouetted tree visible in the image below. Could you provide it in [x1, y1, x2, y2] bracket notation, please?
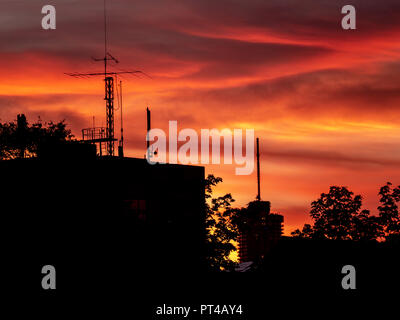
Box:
[0, 114, 73, 160]
[205, 174, 239, 271]
[350, 209, 383, 241]
[378, 182, 400, 239]
[292, 186, 382, 241]
[290, 223, 315, 239]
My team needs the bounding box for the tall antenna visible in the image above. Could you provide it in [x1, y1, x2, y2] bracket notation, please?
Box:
[66, 0, 149, 156]
[120, 81, 123, 147]
[104, 0, 107, 77]
[146, 107, 151, 159]
[118, 80, 124, 157]
[256, 137, 261, 201]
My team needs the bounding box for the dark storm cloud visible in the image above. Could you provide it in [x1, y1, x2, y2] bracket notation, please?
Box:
[172, 0, 400, 40]
[0, 0, 340, 81]
[3, 0, 400, 56]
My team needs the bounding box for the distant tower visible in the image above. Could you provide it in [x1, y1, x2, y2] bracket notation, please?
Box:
[105, 76, 115, 156]
[237, 138, 284, 264]
[67, 0, 147, 157]
[237, 201, 284, 263]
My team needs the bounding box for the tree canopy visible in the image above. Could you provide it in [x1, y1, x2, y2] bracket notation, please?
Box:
[378, 182, 400, 239]
[0, 114, 73, 160]
[292, 184, 400, 241]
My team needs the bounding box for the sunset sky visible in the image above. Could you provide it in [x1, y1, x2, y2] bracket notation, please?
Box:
[2, 0, 400, 233]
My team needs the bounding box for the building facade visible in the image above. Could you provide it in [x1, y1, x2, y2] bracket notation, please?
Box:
[237, 201, 284, 262]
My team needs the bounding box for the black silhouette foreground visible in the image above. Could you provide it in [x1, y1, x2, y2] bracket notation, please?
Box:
[1, 115, 399, 317]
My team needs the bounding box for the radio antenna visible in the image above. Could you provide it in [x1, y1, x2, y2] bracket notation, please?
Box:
[66, 0, 148, 156]
[256, 137, 261, 201]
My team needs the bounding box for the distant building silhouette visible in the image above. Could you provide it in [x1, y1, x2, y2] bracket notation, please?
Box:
[238, 201, 283, 263]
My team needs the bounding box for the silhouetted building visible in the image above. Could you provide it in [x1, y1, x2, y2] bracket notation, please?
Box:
[1, 150, 205, 277]
[238, 201, 283, 262]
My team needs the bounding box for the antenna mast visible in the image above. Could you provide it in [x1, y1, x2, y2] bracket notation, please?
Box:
[118, 80, 124, 157]
[104, 0, 107, 77]
[146, 107, 151, 159]
[256, 137, 261, 201]
[66, 0, 148, 157]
